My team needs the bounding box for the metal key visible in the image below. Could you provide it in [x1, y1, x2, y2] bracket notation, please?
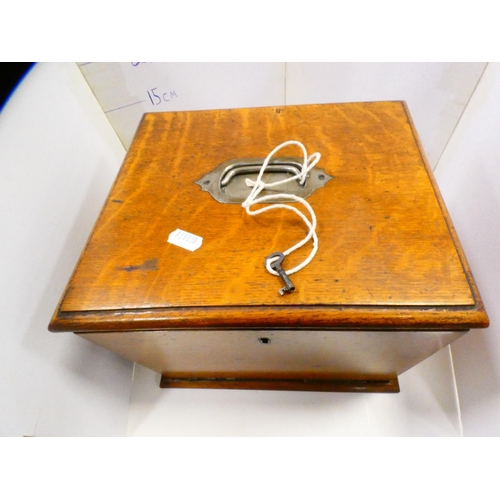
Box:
[265, 252, 295, 295]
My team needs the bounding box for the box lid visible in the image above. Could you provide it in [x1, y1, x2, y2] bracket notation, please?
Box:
[49, 102, 488, 332]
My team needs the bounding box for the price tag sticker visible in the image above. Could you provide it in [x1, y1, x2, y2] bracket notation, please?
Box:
[167, 229, 203, 252]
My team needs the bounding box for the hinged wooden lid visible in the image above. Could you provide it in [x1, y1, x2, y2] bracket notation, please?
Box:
[50, 102, 488, 332]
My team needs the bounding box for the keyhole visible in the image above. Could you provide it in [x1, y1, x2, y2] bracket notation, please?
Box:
[258, 337, 271, 344]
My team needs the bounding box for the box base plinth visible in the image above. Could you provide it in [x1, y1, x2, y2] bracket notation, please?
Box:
[159, 375, 400, 393]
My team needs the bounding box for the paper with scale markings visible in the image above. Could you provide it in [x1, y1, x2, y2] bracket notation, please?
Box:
[77, 62, 285, 149]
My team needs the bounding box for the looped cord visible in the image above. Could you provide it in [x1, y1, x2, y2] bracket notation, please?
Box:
[241, 140, 321, 276]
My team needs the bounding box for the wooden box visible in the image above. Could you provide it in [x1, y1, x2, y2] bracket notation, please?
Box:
[49, 102, 489, 393]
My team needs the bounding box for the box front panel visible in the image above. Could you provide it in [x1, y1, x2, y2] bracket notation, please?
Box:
[79, 329, 465, 383]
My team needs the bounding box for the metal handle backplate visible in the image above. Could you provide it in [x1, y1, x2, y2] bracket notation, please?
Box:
[195, 157, 333, 204]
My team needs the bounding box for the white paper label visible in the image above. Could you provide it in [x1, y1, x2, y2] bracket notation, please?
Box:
[167, 229, 203, 252]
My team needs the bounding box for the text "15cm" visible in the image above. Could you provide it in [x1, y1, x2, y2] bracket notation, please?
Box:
[147, 88, 178, 106]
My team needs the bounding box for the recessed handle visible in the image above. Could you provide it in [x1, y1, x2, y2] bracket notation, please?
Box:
[220, 162, 303, 188]
[195, 157, 332, 204]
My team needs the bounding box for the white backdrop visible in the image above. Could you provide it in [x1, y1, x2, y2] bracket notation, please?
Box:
[434, 62, 500, 436]
[1, 62, 496, 436]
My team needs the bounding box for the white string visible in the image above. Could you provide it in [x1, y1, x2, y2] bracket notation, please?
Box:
[241, 140, 321, 276]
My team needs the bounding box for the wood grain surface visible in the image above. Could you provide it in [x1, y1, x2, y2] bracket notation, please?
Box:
[50, 102, 488, 332]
